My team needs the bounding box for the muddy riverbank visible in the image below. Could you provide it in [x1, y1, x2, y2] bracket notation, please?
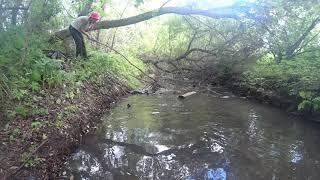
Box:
[0, 74, 130, 179]
[223, 79, 320, 122]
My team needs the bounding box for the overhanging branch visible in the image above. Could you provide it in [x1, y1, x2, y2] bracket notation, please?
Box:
[54, 6, 241, 39]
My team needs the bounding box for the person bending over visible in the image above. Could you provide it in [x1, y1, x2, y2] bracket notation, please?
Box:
[69, 12, 100, 59]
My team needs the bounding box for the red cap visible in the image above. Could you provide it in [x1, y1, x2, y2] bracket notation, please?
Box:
[89, 12, 100, 20]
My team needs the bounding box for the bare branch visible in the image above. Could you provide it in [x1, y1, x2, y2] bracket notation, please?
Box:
[109, 0, 130, 49]
[295, 49, 320, 56]
[175, 48, 217, 61]
[159, 0, 172, 9]
[296, 30, 320, 53]
[186, 33, 197, 51]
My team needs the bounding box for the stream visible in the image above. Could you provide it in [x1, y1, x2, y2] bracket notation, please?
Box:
[64, 90, 320, 180]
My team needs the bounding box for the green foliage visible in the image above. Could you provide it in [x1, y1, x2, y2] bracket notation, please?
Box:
[54, 112, 65, 129]
[1, 48, 144, 120]
[312, 97, 320, 112]
[0, 73, 10, 101]
[11, 128, 22, 139]
[28, 0, 62, 29]
[31, 121, 43, 130]
[29, 57, 64, 88]
[0, 26, 144, 122]
[21, 150, 45, 168]
[23, 156, 44, 168]
[32, 107, 49, 116]
[0, 27, 53, 102]
[134, 0, 144, 7]
[246, 51, 320, 112]
[14, 104, 29, 118]
[141, 16, 192, 57]
[252, 0, 320, 60]
[71, 50, 144, 87]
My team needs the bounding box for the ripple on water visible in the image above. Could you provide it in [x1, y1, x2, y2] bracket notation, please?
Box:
[64, 93, 320, 180]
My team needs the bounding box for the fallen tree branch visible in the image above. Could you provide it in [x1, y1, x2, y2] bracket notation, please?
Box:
[54, 6, 241, 39]
[151, 61, 173, 73]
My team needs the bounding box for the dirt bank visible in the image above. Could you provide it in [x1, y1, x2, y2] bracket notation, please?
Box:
[0, 73, 130, 179]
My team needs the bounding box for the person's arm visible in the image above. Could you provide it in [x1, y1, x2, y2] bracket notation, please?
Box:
[82, 22, 98, 39]
[80, 29, 90, 38]
[79, 18, 92, 38]
[88, 23, 95, 30]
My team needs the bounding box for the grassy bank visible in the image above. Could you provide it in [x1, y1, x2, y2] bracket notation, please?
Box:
[247, 53, 320, 112]
[225, 52, 320, 116]
[0, 28, 146, 178]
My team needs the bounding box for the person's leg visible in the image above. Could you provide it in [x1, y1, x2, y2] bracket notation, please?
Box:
[74, 31, 86, 59]
[78, 33, 87, 58]
[69, 26, 82, 58]
[69, 26, 88, 59]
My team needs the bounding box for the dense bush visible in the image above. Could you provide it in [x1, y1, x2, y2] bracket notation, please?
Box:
[246, 52, 320, 112]
[0, 27, 145, 120]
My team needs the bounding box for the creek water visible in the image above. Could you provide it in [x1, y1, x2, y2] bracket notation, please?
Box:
[64, 90, 320, 180]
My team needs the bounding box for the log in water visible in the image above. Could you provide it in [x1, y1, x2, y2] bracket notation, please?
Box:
[178, 91, 197, 99]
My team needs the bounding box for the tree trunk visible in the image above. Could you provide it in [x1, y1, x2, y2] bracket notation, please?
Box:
[0, 0, 4, 30]
[54, 6, 240, 40]
[11, 0, 23, 26]
[285, 16, 320, 58]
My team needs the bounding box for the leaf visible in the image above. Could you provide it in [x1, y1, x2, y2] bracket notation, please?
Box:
[312, 97, 320, 111]
[56, 99, 62, 104]
[299, 91, 312, 99]
[15, 105, 28, 117]
[31, 121, 42, 129]
[30, 82, 41, 92]
[31, 70, 42, 82]
[66, 91, 75, 99]
[298, 100, 312, 111]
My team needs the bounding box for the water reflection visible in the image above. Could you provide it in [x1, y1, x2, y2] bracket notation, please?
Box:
[289, 141, 303, 163]
[65, 94, 320, 180]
